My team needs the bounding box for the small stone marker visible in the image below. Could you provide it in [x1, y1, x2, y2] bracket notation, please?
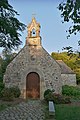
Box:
[49, 101, 55, 115]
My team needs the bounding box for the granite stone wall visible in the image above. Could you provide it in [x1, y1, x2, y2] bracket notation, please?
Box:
[3, 45, 62, 99]
[61, 74, 76, 86]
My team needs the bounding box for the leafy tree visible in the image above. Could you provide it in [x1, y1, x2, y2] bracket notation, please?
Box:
[0, 0, 26, 50]
[51, 52, 80, 84]
[0, 50, 16, 82]
[62, 45, 80, 58]
[62, 46, 73, 58]
[58, 0, 80, 39]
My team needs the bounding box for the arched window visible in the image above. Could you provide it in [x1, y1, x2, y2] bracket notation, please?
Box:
[32, 28, 36, 37]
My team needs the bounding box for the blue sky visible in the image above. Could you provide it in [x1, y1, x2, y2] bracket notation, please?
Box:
[1, 0, 80, 53]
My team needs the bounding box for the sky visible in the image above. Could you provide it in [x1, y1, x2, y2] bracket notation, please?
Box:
[1, 0, 80, 53]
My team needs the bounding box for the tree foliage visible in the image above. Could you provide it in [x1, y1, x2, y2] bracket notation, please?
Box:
[0, 0, 26, 50]
[62, 45, 80, 58]
[0, 50, 16, 82]
[58, 0, 80, 39]
[51, 52, 80, 84]
[62, 46, 73, 56]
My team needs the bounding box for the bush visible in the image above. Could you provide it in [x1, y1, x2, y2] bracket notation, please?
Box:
[63, 96, 71, 104]
[1, 88, 14, 101]
[44, 89, 54, 98]
[44, 92, 71, 104]
[1, 86, 21, 101]
[0, 82, 5, 98]
[0, 82, 5, 92]
[10, 86, 21, 98]
[44, 92, 54, 102]
[53, 93, 71, 104]
[62, 85, 80, 97]
[52, 93, 64, 104]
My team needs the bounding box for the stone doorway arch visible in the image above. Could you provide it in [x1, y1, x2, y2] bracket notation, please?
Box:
[26, 72, 40, 99]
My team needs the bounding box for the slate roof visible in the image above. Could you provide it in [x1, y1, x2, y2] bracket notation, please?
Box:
[56, 60, 75, 74]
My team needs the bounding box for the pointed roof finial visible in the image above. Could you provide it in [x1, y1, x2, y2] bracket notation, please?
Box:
[27, 15, 40, 29]
[31, 14, 37, 23]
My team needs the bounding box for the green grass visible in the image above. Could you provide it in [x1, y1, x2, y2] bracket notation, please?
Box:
[55, 104, 80, 120]
[43, 100, 80, 120]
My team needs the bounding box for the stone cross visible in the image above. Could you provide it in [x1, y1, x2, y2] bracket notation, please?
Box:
[32, 13, 36, 18]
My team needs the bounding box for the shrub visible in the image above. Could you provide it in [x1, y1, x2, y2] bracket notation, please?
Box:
[0, 82, 5, 98]
[62, 85, 80, 97]
[44, 92, 54, 102]
[1, 86, 21, 101]
[63, 96, 71, 104]
[53, 93, 71, 104]
[53, 93, 64, 104]
[44, 89, 54, 98]
[10, 86, 21, 98]
[44, 92, 71, 104]
[0, 82, 5, 92]
[1, 88, 14, 101]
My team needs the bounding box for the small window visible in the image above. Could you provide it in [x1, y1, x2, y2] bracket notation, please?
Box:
[32, 29, 36, 37]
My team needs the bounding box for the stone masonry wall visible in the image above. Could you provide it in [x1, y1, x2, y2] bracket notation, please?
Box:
[4, 45, 62, 99]
[61, 74, 76, 86]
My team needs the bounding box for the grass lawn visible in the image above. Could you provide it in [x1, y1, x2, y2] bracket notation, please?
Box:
[44, 100, 80, 120]
[55, 104, 80, 120]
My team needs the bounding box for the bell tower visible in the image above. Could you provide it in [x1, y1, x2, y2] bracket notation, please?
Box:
[26, 17, 42, 46]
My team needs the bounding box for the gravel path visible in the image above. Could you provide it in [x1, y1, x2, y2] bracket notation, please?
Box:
[0, 100, 45, 120]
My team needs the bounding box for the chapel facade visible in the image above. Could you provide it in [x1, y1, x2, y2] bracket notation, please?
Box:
[3, 17, 76, 99]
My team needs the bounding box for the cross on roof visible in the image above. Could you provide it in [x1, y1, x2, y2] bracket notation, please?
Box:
[32, 13, 36, 18]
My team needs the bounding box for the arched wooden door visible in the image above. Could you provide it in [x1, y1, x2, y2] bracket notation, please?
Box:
[26, 72, 40, 99]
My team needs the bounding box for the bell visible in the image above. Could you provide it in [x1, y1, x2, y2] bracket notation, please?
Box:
[33, 32, 35, 34]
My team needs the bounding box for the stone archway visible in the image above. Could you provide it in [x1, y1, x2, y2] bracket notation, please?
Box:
[26, 72, 40, 99]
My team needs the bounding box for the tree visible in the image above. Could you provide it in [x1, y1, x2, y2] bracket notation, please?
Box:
[62, 46, 73, 56]
[51, 52, 80, 84]
[0, 0, 26, 50]
[58, 0, 80, 39]
[0, 49, 16, 82]
[62, 46, 80, 59]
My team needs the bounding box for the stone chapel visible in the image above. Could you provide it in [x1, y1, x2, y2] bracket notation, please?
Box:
[3, 17, 76, 99]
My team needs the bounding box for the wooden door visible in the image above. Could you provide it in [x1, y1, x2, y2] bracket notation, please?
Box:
[26, 72, 40, 99]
